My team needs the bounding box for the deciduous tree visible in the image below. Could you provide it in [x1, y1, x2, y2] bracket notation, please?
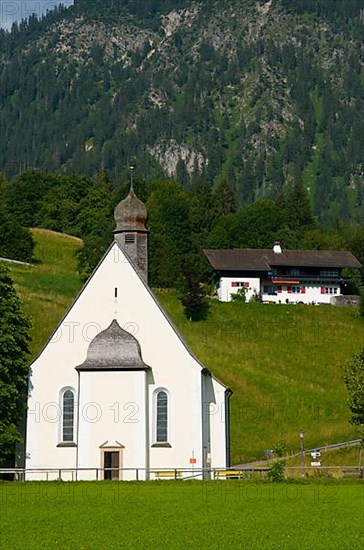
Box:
[0, 266, 31, 463]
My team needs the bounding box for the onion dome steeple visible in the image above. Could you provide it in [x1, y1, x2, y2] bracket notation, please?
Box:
[113, 168, 149, 284]
[114, 190, 147, 232]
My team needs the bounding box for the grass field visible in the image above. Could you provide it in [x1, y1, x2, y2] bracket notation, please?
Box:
[3, 229, 364, 464]
[0, 481, 362, 549]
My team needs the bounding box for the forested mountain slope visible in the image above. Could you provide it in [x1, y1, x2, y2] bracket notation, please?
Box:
[1, 0, 364, 224]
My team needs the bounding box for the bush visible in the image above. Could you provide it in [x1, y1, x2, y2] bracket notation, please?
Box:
[268, 460, 286, 482]
[231, 287, 247, 303]
[249, 291, 261, 303]
[359, 287, 364, 317]
[273, 440, 287, 457]
[343, 348, 364, 427]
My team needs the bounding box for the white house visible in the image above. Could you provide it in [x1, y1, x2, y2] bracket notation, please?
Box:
[204, 243, 362, 305]
[25, 189, 231, 480]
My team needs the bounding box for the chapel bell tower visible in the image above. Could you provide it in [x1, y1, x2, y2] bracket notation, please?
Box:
[113, 177, 149, 284]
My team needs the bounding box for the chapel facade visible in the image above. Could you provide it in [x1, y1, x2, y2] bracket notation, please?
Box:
[25, 188, 231, 480]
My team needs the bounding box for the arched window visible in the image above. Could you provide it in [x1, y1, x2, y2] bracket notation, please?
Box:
[156, 390, 168, 443]
[62, 390, 74, 442]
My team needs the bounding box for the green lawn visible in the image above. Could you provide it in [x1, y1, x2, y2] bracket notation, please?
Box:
[0, 481, 362, 549]
[3, 229, 364, 464]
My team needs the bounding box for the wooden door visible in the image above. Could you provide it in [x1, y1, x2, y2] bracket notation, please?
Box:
[103, 450, 121, 480]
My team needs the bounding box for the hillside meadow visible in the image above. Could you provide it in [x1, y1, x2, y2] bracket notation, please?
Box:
[5, 228, 84, 358]
[4, 229, 364, 464]
[157, 293, 363, 463]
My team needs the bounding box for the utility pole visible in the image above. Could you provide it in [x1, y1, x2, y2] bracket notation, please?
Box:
[300, 429, 305, 477]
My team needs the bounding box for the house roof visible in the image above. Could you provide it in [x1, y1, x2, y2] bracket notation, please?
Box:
[203, 248, 362, 271]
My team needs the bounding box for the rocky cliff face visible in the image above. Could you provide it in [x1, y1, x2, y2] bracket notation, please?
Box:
[1, 0, 364, 225]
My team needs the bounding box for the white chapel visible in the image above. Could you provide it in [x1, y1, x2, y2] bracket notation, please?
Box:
[25, 188, 231, 480]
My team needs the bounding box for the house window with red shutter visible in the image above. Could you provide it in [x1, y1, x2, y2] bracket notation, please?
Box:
[287, 286, 292, 293]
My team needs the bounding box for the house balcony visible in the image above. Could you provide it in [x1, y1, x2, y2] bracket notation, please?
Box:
[268, 275, 349, 284]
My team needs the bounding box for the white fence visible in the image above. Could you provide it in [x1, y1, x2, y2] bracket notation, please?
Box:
[0, 466, 362, 482]
[0, 467, 270, 482]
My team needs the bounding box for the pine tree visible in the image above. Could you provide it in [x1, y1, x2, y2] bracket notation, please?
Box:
[0, 266, 31, 463]
[189, 181, 216, 249]
[180, 255, 209, 321]
[213, 179, 237, 219]
[147, 180, 192, 255]
[285, 182, 316, 231]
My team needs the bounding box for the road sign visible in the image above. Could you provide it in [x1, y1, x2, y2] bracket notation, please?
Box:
[310, 451, 321, 459]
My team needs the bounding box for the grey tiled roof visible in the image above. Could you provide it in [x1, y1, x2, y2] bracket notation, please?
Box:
[76, 319, 150, 371]
[203, 248, 362, 271]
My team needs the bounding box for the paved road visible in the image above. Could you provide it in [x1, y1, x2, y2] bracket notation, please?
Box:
[0, 257, 32, 266]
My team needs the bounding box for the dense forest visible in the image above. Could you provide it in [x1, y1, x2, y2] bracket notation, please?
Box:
[0, 173, 34, 262]
[0, 0, 364, 226]
[1, 169, 363, 292]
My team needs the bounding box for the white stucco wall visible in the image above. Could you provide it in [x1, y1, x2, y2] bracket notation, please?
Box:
[26, 242, 228, 479]
[218, 277, 260, 302]
[77, 370, 147, 481]
[148, 368, 203, 471]
[218, 276, 341, 305]
[261, 284, 340, 305]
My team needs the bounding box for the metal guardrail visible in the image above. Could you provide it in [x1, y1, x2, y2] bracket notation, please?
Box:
[307, 439, 362, 452]
[291, 438, 363, 458]
[235, 439, 363, 469]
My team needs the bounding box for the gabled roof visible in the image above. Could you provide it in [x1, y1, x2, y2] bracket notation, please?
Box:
[204, 248, 362, 271]
[31, 240, 230, 392]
